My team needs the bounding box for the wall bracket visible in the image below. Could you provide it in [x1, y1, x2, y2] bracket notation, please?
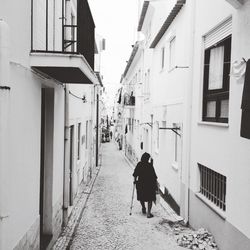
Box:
[159, 127, 181, 137]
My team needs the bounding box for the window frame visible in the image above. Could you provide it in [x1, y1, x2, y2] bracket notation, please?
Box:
[85, 121, 88, 149]
[202, 35, 231, 123]
[169, 36, 176, 70]
[77, 122, 81, 160]
[161, 47, 165, 70]
[155, 121, 160, 152]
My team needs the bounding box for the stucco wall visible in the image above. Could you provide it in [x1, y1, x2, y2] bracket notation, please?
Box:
[7, 64, 42, 250]
[190, 0, 250, 241]
[5, 62, 65, 250]
[150, 1, 190, 208]
[68, 84, 94, 199]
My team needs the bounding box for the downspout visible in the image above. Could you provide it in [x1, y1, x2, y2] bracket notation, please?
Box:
[183, 0, 196, 224]
[96, 90, 99, 167]
[63, 84, 70, 225]
[0, 20, 10, 249]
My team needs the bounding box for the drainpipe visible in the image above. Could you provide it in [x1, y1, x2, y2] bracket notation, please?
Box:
[0, 20, 10, 249]
[183, 0, 196, 224]
[63, 84, 70, 225]
[96, 89, 99, 167]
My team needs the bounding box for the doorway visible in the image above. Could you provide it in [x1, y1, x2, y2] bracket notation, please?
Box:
[40, 88, 54, 249]
[69, 125, 74, 206]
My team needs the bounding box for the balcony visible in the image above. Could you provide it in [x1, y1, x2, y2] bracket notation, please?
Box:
[124, 95, 135, 107]
[30, 0, 98, 84]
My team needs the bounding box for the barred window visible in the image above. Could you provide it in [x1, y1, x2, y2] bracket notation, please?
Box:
[198, 163, 226, 211]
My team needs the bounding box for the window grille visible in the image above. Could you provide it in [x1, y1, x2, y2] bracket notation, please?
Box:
[198, 163, 226, 211]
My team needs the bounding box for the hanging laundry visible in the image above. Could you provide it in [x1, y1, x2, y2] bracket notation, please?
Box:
[117, 88, 122, 104]
[125, 124, 128, 134]
[240, 59, 250, 139]
[231, 59, 246, 80]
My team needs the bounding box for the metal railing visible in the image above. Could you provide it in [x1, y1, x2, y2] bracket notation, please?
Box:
[63, 24, 77, 52]
[31, 0, 78, 54]
[199, 163, 226, 211]
[124, 96, 135, 106]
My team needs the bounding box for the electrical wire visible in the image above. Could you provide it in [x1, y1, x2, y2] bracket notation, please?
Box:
[69, 90, 86, 102]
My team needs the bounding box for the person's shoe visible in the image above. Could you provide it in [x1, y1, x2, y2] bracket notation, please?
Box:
[147, 213, 154, 218]
[142, 207, 146, 214]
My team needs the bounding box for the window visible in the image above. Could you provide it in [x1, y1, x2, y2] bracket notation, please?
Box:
[70, 14, 76, 52]
[155, 122, 159, 151]
[85, 121, 88, 149]
[198, 163, 226, 211]
[144, 69, 150, 98]
[173, 123, 180, 164]
[169, 36, 176, 69]
[138, 69, 141, 82]
[202, 35, 231, 123]
[173, 123, 178, 163]
[77, 123, 81, 160]
[161, 47, 165, 69]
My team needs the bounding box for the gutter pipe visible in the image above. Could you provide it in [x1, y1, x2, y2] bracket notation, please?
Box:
[183, 0, 196, 224]
[0, 19, 10, 249]
[63, 84, 70, 225]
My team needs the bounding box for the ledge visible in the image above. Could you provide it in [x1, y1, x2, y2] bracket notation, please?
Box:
[195, 192, 226, 220]
[197, 121, 229, 128]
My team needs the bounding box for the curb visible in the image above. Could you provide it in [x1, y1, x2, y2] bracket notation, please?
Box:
[52, 165, 102, 250]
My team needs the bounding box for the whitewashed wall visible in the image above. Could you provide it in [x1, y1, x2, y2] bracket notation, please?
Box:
[190, 0, 250, 243]
[68, 84, 94, 196]
[0, 1, 66, 248]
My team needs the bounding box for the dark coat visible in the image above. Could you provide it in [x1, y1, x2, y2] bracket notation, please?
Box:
[133, 161, 157, 202]
[241, 59, 250, 139]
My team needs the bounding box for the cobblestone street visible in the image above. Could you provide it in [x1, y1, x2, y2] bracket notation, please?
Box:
[54, 141, 189, 250]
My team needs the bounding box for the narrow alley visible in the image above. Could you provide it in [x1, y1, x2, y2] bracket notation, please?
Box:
[54, 141, 187, 250]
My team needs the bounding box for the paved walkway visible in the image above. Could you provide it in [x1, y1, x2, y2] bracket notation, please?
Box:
[54, 142, 188, 250]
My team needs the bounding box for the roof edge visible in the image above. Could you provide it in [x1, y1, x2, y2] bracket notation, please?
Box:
[150, 0, 186, 48]
[121, 43, 140, 82]
[137, 1, 150, 31]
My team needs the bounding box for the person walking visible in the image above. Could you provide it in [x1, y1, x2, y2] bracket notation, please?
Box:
[133, 152, 157, 218]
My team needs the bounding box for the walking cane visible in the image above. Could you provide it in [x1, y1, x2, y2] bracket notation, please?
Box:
[129, 182, 136, 215]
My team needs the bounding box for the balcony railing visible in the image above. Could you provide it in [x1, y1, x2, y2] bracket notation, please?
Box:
[31, 0, 79, 54]
[124, 96, 135, 106]
[63, 25, 77, 53]
[30, 0, 97, 84]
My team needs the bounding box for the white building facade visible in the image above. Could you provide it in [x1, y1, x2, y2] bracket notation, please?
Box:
[188, 1, 250, 249]
[0, 0, 102, 249]
[119, 0, 250, 249]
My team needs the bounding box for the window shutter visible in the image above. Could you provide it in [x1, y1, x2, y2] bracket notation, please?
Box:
[204, 17, 232, 49]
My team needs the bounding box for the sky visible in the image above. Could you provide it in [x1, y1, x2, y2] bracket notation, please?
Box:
[88, 0, 141, 110]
